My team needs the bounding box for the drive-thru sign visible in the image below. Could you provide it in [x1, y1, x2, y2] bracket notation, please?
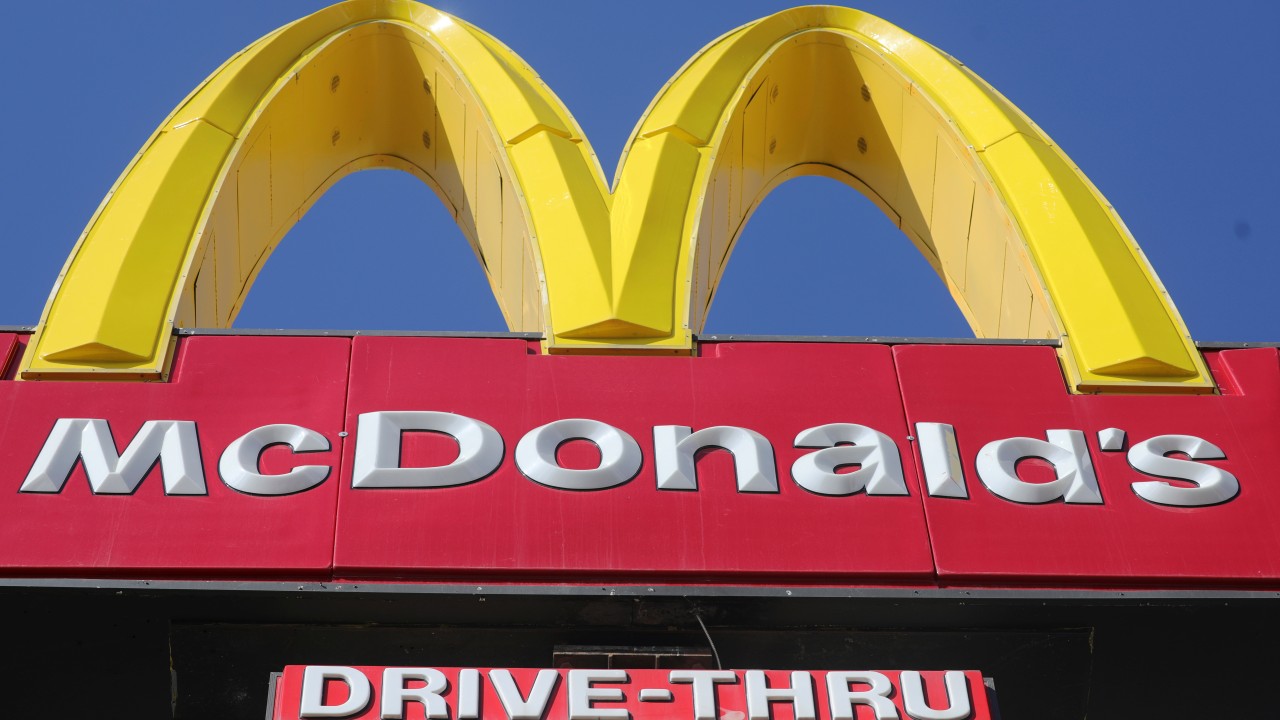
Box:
[268, 666, 994, 720]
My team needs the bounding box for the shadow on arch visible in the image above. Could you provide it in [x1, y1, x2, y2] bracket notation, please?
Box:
[675, 39, 1056, 344]
[233, 169, 507, 333]
[703, 175, 971, 339]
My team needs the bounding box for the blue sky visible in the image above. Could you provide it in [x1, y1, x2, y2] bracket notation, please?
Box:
[2, 1, 1276, 341]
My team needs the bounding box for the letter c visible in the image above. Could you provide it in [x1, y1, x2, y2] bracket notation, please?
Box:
[219, 424, 331, 496]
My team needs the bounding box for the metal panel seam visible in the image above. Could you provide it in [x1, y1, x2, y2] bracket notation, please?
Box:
[887, 344, 943, 585]
[329, 336, 356, 582]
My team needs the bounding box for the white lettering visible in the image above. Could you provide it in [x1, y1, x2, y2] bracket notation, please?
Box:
[1097, 428, 1126, 451]
[1128, 434, 1239, 506]
[655, 426, 777, 492]
[515, 419, 641, 490]
[900, 670, 971, 720]
[489, 669, 559, 720]
[218, 424, 330, 495]
[25, 413, 1243, 515]
[457, 668, 481, 719]
[745, 670, 816, 720]
[299, 666, 371, 718]
[792, 424, 906, 496]
[916, 423, 967, 499]
[21, 419, 205, 495]
[669, 670, 738, 720]
[352, 411, 502, 489]
[976, 430, 1102, 504]
[567, 669, 628, 720]
[826, 671, 898, 720]
[380, 667, 448, 719]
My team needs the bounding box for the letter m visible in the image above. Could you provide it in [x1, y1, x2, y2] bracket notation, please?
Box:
[20, 419, 206, 495]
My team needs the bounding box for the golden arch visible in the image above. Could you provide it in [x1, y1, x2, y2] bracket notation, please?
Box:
[23, 1, 1212, 393]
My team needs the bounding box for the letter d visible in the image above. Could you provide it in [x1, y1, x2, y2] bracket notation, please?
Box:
[299, 666, 371, 718]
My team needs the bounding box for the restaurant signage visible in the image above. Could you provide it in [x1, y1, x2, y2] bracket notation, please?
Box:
[2, 0, 1276, 591]
[268, 666, 995, 720]
[17, 408, 1240, 507]
[1, 335, 1277, 587]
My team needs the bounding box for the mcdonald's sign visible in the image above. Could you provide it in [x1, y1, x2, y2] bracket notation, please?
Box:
[6, 4, 1279, 718]
[0, 0, 1276, 590]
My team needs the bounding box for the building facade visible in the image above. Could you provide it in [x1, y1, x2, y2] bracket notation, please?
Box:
[3, 3, 1276, 717]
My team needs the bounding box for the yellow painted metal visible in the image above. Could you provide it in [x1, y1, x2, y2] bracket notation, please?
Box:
[26, 1, 614, 378]
[24, 2, 1212, 393]
[607, 7, 1211, 391]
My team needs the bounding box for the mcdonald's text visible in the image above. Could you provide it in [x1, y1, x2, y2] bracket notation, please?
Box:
[17, 412, 1239, 510]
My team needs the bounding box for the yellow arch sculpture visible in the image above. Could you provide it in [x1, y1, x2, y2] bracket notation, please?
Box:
[23, 1, 1212, 393]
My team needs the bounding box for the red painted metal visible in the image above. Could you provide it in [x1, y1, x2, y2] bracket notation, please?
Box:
[0, 334, 1277, 588]
[269, 665, 993, 720]
[0, 333, 17, 378]
[0, 336, 350, 576]
[896, 344, 1280, 585]
[333, 337, 934, 581]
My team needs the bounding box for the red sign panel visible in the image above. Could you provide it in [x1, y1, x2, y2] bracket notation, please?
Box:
[896, 344, 1280, 584]
[269, 665, 993, 720]
[0, 336, 350, 576]
[0, 334, 1274, 588]
[0, 333, 18, 379]
[333, 337, 933, 581]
